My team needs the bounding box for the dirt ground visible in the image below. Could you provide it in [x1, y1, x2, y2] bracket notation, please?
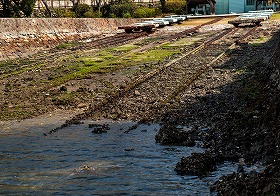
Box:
[1, 15, 280, 195]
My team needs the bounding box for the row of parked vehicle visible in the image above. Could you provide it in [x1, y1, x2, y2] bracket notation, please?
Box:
[141, 15, 188, 27]
[239, 9, 274, 20]
[228, 10, 274, 27]
[118, 15, 189, 33]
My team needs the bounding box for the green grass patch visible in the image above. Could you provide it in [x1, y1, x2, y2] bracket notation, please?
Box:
[0, 62, 46, 79]
[42, 47, 181, 87]
[80, 57, 105, 65]
[97, 51, 116, 59]
[250, 37, 269, 46]
[108, 44, 139, 52]
[0, 107, 36, 121]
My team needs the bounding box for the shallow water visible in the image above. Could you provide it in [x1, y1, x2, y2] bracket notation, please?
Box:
[0, 120, 237, 195]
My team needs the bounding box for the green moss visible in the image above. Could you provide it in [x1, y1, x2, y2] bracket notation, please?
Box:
[1, 63, 46, 79]
[250, 37, 269, 47]
[97, 51, 116, 59]
[0, 107, 36, 120]
[80, 57, 105, 65]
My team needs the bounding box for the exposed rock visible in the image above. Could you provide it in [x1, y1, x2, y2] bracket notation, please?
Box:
[89, 123, 110, 134]
[175, 152, 217, 177]
[155, 125, 195, 146]
[60, 86, 67, 92]
[212, 161, 280, 195]
[92, 127, 108, 134]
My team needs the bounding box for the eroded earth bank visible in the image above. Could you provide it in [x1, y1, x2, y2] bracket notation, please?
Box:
[1, 17, 280, 194]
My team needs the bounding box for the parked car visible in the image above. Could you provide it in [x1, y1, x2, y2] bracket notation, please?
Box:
[170, 15, 187, 21]
[154, 17, 177, 25]
[152, 18, 170, 27]
[142, 21, 160, 28]
[164, 15, 185, 23]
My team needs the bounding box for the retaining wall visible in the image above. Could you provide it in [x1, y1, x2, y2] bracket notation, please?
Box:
[0, 18, 139, 61]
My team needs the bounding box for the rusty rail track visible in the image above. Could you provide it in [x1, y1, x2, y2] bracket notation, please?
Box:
[119, 27, 257, 132]
[169, 17, 224, 39]
[235, 25, 258, 44]
[45, 25, 257, 135]
[0, 18, 225, 78]
[76, 18, 225, 51]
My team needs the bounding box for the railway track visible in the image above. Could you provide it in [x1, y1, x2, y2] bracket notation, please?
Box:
[0, 18, 223, 78]
[45, 24, 258, 135]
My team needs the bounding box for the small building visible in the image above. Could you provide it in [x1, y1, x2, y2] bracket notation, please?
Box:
[215, 0, 278, 14]
[186, 0, 278, 15]
[186, 0, 216, 15]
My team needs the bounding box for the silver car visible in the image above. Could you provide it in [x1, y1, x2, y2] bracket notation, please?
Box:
[152, 18, 170, 26]
[156, 17, 178, 25]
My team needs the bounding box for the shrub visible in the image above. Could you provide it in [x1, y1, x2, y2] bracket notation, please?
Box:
[132, 7, 146, 18]
[110, 2, 136, 18]
[84, 10, 102, 18]
[76, 4, 90, 17]
[109, 13, 117, 18]
[123, 12, 131, 18]
[54, 8, 76, 18]
[165, 0, 186, 14]
[132, 7, 158, 18]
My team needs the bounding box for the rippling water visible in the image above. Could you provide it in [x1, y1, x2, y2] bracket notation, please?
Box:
[0, 120, 237, 195]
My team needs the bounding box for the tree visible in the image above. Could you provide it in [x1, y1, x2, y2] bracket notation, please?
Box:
[20, 0, 36, 16]
[70, 0, 80, 14]
[160, 0, 166, 13]
[0, 0, 36, 17]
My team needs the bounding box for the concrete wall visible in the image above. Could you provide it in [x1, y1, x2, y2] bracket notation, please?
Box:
[0, 18, 140, 61]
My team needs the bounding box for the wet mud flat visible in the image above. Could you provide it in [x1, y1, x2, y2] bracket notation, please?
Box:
[1, 17, 280, 194]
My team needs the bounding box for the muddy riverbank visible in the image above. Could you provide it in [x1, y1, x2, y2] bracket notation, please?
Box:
[1, 16, 280, 194]
[0, 18, 140, 60]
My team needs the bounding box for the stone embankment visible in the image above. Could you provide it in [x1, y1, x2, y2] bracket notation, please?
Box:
[0, 18, 139, 61]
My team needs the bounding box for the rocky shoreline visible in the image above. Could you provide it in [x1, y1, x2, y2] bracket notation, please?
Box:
[158, 25, 280, 194]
